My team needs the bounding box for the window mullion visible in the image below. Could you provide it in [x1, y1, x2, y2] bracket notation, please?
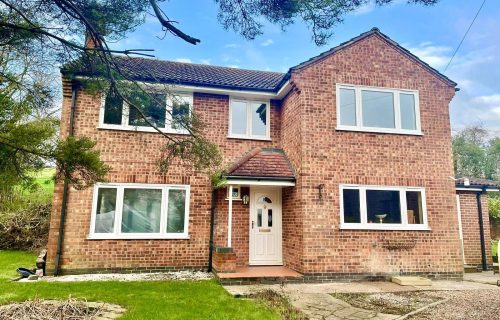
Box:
[122, 102, 129, 128]
[394, 91, 402, 130]
[247, 101, 252, 136]
[400, 188, 408, 226]
[165, 96, 172, 131]
[360, 187, 368, 225]
[356, 88, 362, 128]
[115, 187, 124, 236]
[160, 187, 168, 235]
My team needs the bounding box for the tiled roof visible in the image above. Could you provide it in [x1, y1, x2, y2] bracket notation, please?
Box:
[456, 177, 500, 189]
[63, 28, 456, 92]
[227, 148, 295, 179]
[64, 56, 286, 92]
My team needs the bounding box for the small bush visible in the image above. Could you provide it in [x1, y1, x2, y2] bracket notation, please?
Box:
[489, 196, 500, 220]
[0, 203, 51, 251]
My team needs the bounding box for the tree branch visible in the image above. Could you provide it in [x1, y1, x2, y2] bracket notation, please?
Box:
[149, 0, 200, 45]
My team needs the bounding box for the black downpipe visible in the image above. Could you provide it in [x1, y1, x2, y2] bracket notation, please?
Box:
[476, 188, 487, 271]
[207, 189, 216, 272]
[54, 85, 77, 276]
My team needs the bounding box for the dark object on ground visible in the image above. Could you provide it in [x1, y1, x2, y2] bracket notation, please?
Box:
[16, 268, 35, 278]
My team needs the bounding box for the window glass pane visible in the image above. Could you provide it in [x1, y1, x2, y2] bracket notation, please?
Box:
[268, 209, 273, 227]
[361, 90, 395, 128]
[339, 88, 356, 126]
[231, 101, 247, 135]
[251, 103, 267, 136]
[121, 189, 162, 233]
[400, 93, 417, 130]
[366, 190, 401, 224]
[171, 97, 190, 130]
[94, 188, 117, 233]
[103, 90, 123, 125]
[343, 189, 361, 223]
[167, 189, 186, 233]
[406, 191, 423, 224]
[257, 209, 262, 227]
[128, 93, 166, 128]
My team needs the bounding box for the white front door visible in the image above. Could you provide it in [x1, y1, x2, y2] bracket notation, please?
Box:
[249, 187, 282, 265]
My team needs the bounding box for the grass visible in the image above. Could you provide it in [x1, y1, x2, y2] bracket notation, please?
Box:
[492, 240, 498, 258]
[0, 251, 279, 320]
[31, 167, 55, 195]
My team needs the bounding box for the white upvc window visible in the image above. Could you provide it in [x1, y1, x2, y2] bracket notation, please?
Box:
[228, 98, 270, 140]
[339, 184, 429, 230]
[89, 183, 190, 239]
[225, 185, 241, 200]
[336, 84, 421, 135]
[99, 90, 193, 134]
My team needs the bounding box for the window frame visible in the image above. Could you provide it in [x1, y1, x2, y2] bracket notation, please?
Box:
[228, 97, 271, 140]
[89, 183, 190, 240]
[98, 92, 193, 135]
[225, 185, 241, 200]
[339, 184, 429, 231]
[336, 84, 422, 135]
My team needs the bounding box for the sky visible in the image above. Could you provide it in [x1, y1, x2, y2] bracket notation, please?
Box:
[110, 0, 500, 135]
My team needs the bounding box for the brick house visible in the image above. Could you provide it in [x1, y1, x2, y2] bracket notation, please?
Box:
[47, 28, 466, 281]
[455, 178, 499, 272]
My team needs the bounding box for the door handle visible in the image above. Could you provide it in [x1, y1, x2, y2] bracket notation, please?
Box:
[252, 221, 254, 229]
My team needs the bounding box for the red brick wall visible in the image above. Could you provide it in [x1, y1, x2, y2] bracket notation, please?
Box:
[457, 191, 492, 267]
[47, 89, 281, 273]
[281, 33, 462, 276]
[48, 32, 463, 278]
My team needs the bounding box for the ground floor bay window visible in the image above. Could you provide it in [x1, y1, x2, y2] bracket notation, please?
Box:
[89, 183, 190, 239]
[340, 185, 428, 230]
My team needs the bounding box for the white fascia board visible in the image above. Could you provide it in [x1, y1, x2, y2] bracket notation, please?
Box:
[227, 180, 295, 186]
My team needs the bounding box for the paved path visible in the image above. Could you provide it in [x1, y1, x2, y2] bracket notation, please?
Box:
[224, 281, 500, 319]
[287, 292, 399, 320]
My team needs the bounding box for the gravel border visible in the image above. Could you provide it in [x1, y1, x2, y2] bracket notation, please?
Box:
[18, 270, 213, 282]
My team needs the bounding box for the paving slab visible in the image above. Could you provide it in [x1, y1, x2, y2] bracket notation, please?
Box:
[391, 276, 432, 286]
[463, 271, 500, 285]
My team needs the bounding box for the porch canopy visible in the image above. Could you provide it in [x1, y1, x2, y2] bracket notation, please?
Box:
[224, 147, 296, 247]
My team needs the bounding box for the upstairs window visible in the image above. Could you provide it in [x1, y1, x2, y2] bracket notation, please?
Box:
[337, 84, 421, 135]
[229, 98, 270, 140]
[340, 185, 428, 230]
[100, 90, 192, 134]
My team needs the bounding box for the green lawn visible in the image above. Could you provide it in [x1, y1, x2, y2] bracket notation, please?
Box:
[31, 167, 55, 194]
[0, 251, 278, 320]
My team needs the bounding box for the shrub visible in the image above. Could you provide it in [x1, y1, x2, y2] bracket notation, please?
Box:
[0, 203, 51, 251]
[490, 196, 500, 220]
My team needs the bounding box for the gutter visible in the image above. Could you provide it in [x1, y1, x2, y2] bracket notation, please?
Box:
[54, 83, 77, 276]
[207, 189, 216, 272]
[476, 187, 488, 271]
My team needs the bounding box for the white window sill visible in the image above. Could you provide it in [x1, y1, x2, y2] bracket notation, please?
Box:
[336, 126, 423, 136]
[225, 198, 242, 201]
[98, 125, 189, 135]
[340, 224, 431, 231]
[227, 135, 271, 141]
[87, 234, 190, 240]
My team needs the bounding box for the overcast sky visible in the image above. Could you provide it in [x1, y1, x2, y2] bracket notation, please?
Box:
[111, 0, 500, 136]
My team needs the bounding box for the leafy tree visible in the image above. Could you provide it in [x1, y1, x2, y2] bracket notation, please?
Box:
[490, 196, 500, 220]
[452, 125, 499, 181]
[0, 0, 441, 191]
